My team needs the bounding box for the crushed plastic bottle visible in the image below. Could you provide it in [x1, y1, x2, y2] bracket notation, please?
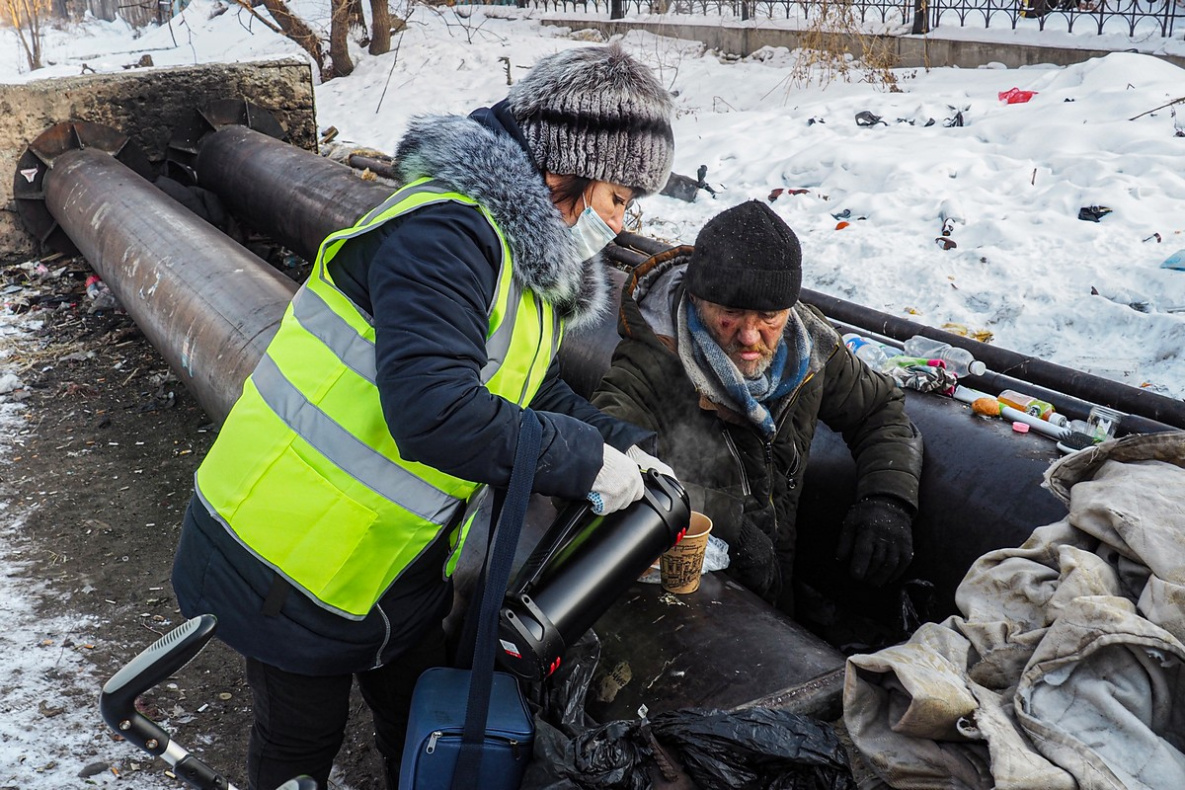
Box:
[902, 335, 987, 377]
[842, 333, 892, 370]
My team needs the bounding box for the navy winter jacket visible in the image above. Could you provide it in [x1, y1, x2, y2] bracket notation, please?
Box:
[173, 102, 648, 674]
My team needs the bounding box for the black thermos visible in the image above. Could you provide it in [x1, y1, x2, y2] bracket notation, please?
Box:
[497, 470, 690, 681]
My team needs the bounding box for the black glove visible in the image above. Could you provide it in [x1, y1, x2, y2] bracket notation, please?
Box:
[836, 496, 914, 587]
[728, 518, 781, 601]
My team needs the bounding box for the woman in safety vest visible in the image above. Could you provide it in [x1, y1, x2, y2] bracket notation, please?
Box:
[171, 43, 676, 790]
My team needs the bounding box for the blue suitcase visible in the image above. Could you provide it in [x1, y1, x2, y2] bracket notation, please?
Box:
[399, 666, 534, 790]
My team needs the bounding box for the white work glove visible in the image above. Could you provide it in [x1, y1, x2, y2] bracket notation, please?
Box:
[626, 445, 677, 480]
[586, 444, 646, 515]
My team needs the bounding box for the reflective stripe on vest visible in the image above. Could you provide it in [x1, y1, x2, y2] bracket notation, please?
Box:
[195, 178, 563, 619]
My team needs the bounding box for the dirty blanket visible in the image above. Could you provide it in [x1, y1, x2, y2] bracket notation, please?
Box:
[843, 433, 1185, 789]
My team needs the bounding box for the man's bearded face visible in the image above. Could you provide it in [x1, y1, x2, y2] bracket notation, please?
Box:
[694, 299, 791, 379]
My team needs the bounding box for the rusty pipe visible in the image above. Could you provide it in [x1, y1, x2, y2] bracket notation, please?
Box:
[42, 147, 298, 424]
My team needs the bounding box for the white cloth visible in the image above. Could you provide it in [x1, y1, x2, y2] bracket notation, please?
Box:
[587, 443, 645, 515]
[626, 444, 677, 479]
[844, 433, 1185, 790]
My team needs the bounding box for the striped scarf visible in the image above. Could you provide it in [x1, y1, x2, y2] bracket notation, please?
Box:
[677, 294, 811, 438]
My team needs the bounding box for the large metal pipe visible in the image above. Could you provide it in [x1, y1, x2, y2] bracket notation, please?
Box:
[41, 148, 297, 424]
[615, 231, 1185, 431]
[195, 125, 392, 262]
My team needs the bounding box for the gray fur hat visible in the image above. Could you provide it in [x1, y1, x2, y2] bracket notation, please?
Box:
[508, 44, 675, 196]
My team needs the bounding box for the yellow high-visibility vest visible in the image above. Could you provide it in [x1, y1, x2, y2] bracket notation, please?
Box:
[195, 178, 562, 619]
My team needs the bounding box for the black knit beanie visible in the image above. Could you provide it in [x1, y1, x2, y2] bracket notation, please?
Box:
[507, 44, 675, 197]
[685, 201, 803, 311]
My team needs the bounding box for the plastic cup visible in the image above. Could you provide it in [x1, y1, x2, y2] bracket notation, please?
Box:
[1087, 405, 1122, 442]
[660, 512, 713, 594]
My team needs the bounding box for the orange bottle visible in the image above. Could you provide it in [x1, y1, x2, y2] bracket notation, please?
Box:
[997, 389, 1055, 420]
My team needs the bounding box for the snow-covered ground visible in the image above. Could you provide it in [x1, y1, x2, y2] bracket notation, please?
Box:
[9, 1, 1184, 396]
[1, 2, 1184, 786]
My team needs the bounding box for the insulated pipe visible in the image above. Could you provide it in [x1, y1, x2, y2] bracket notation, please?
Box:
[614, 231, 1185, 431]
[194, 125, 392, 262]
[41, 148, 298, 424]
[828, 320, 1176, 437]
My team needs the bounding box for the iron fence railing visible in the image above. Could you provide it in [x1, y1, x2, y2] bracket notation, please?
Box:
[520, 0, 1181, 37]
[931, 0, 1181, 36]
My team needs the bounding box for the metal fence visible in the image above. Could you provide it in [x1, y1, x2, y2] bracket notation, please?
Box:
[522, 0, 1181, 37]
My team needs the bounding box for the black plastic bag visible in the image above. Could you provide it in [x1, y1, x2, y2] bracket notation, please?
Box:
[650, 708, 855, 790]
[520, 631, 856, 790]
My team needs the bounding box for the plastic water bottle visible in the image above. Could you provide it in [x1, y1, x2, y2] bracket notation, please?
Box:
[842, 333, 892, 370]
[902, 335, 987, 377]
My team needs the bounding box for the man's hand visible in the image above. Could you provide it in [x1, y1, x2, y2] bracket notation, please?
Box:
[728, 517, 781, 600]
[836, 496, 914, 587]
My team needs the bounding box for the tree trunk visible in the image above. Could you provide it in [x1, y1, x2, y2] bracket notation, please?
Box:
[368, 0, 390, 55]
[29, 0, 42, 69]
[258, 0, 330, 81]
[329, 0, 354, 78]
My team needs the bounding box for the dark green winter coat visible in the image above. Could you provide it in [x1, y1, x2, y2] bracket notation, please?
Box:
[592, 247, 923, 612]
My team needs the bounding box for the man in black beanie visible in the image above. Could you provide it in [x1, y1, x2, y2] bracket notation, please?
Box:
[593, 201, 923, 624]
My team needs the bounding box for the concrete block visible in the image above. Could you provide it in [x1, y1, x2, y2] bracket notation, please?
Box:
[1, 58, 316, 264]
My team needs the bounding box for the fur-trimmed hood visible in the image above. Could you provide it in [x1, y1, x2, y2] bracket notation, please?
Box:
[393, 111, 609, 330]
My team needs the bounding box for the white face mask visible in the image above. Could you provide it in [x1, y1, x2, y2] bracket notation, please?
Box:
[569, 205, 618, 260]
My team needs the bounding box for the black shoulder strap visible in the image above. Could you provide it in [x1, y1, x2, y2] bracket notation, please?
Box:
[451, 410, 541, 789]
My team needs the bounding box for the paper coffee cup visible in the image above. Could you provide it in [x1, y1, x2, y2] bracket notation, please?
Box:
[660, 511, 713, 594]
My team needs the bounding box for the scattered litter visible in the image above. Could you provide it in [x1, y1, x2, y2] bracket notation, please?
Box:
[1012, 421, 1030, 434]
[84, 275, 120, 313]
[941, 323, 994, 344]
[806, 116, 825, 126]
[999, 87, 1038, 104]
[1161, 249, 1185, 271]
[935, 237, 958, 251]
[855, 110, 886, 127]
[829, 208, 866, 221]
[78, 762, 109, 778]
[1144, 233, 1162, 243]
[836, 221, 851, 230]
[1078, 205, 1112, 222]
[0, 373, 23, 394]
[767, 187, 809, 201]
[944, 108, 965, 127]
[38, 701, 66, 718]
[661, 165, 719, 202]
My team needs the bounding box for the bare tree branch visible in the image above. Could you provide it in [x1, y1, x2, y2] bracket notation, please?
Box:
[257, 0, 330, 80]
[230, 0, 282, 33]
